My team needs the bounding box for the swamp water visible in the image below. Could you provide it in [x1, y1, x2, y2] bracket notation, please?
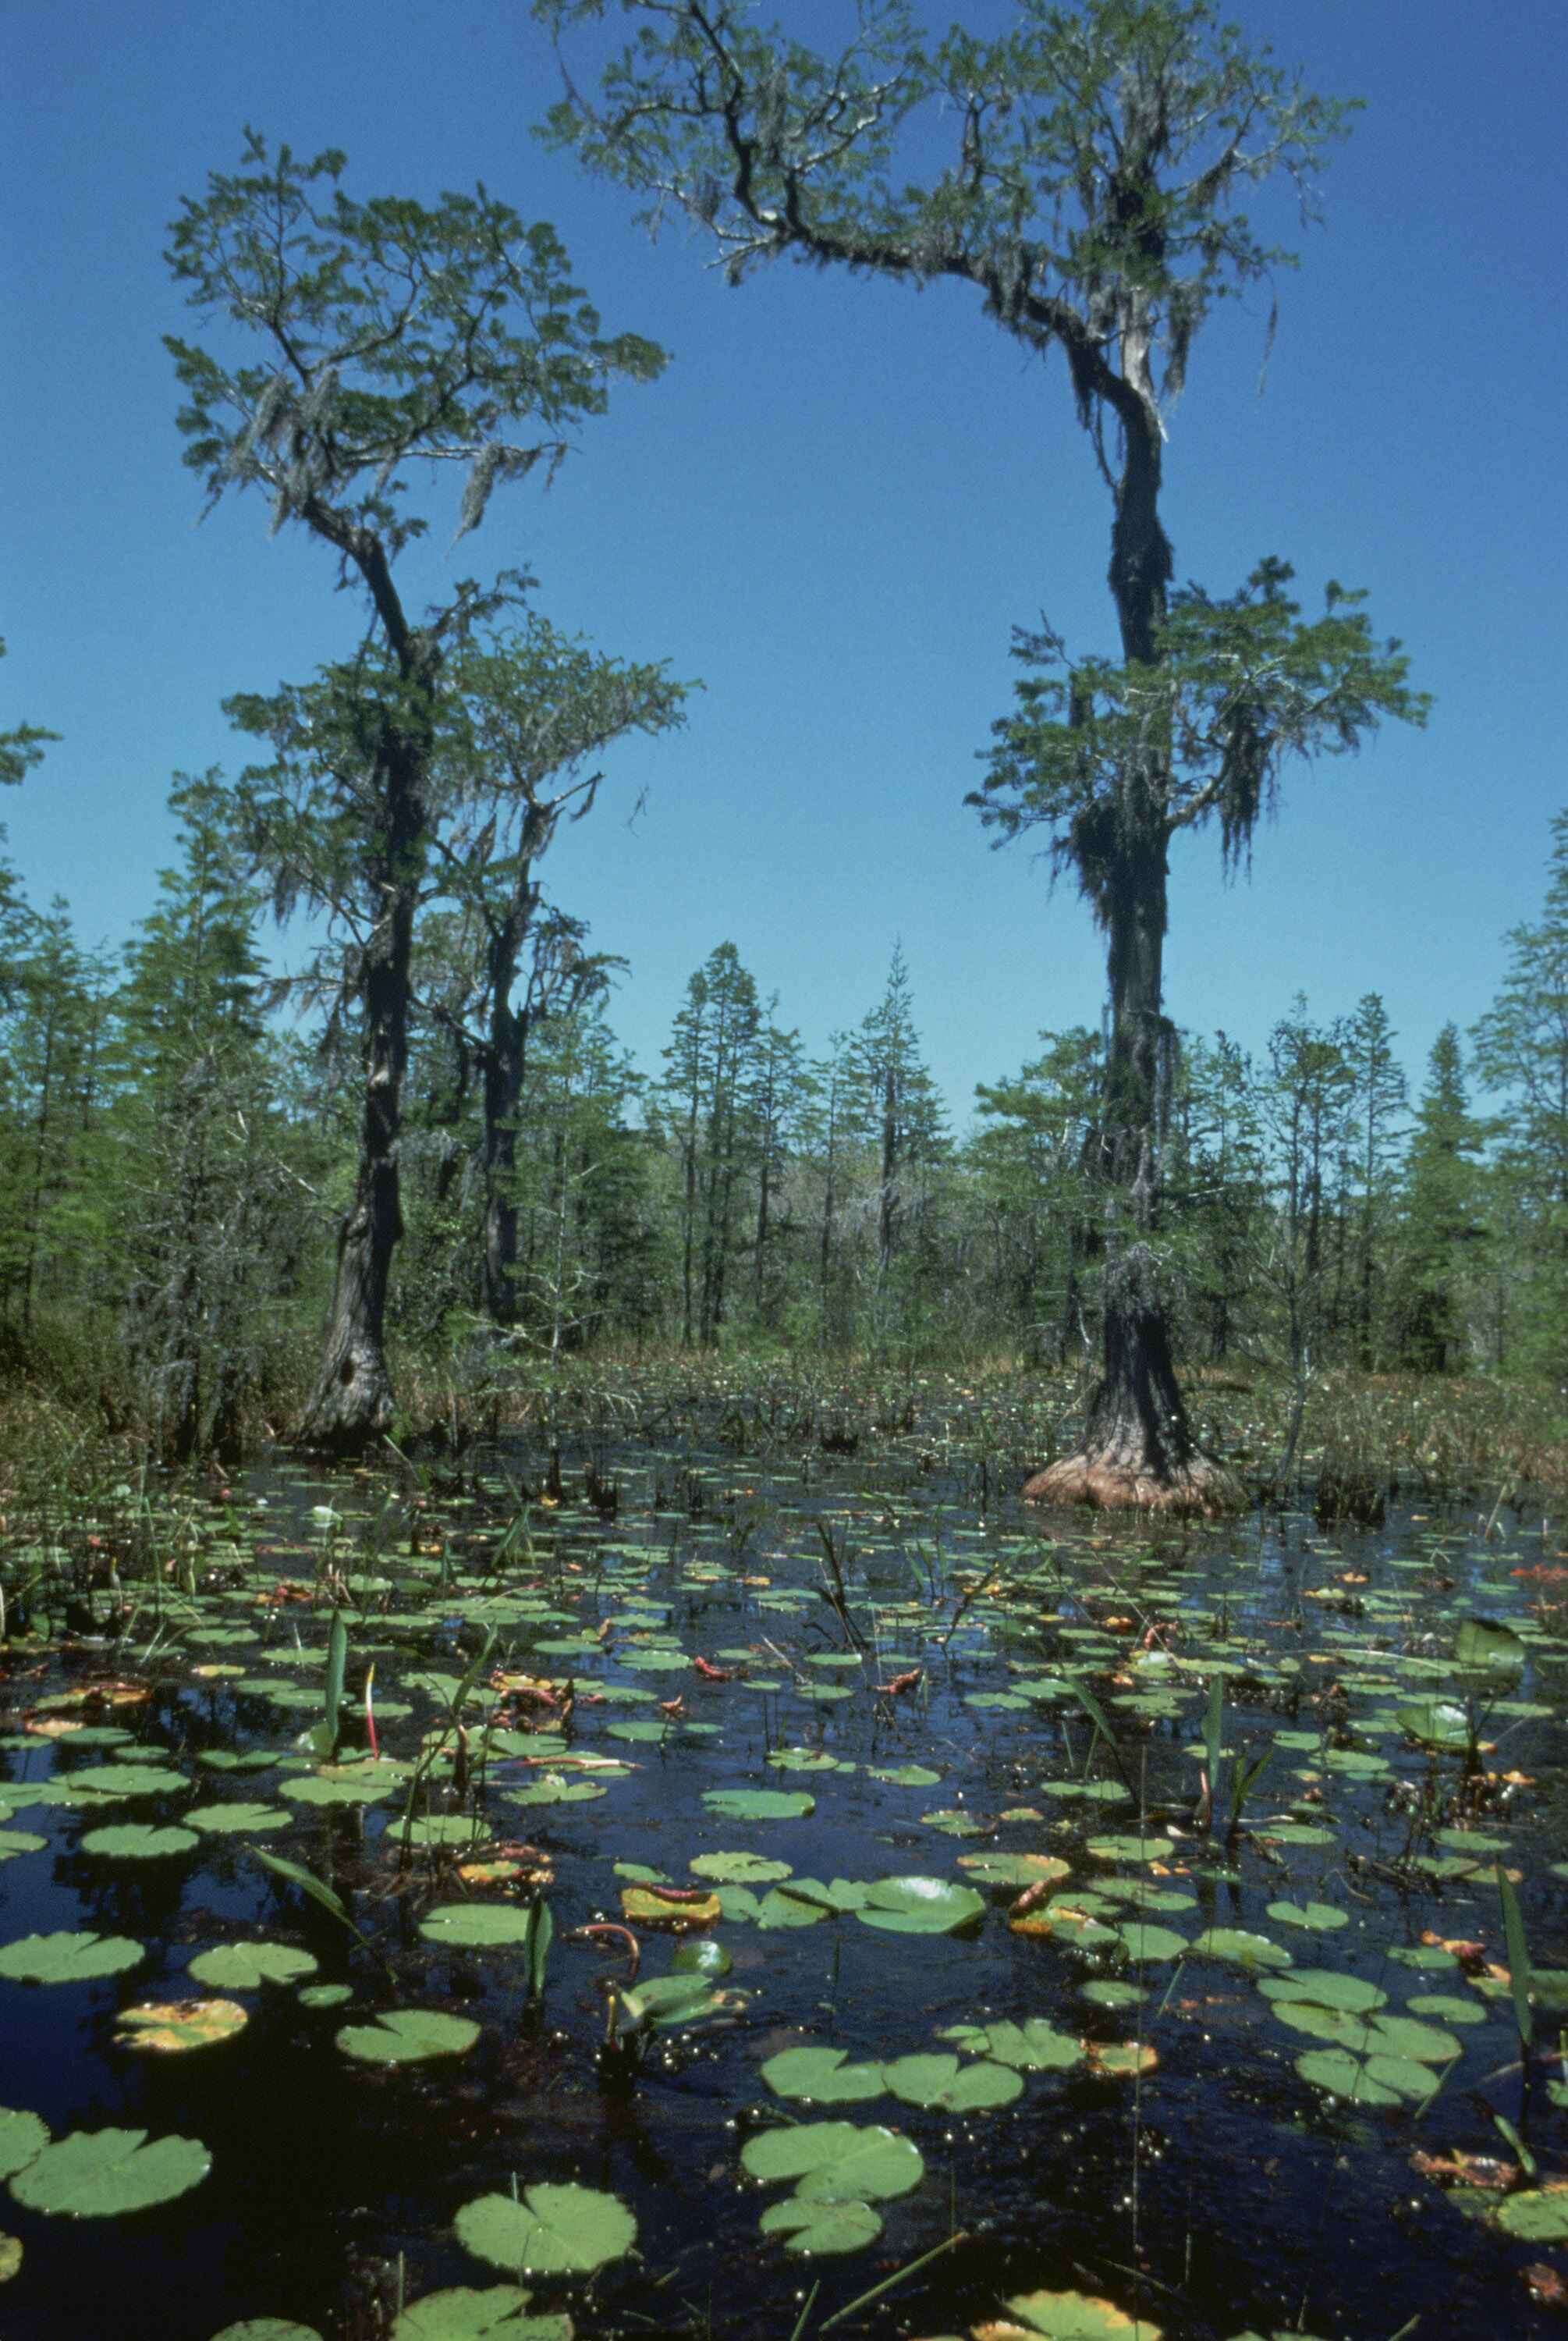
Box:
[0, 1433, 1565, 2341]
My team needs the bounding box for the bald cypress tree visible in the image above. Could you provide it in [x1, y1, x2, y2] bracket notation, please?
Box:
[537, 0, 1425, 1509]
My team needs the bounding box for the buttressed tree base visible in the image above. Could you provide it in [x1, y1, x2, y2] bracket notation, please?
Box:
[1023, 1248, 1244, 1516]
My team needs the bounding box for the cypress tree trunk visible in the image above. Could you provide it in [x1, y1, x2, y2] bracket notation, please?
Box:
[1025, 394, 1240, 1515]
[299, 726, 424, 1455]
[481, 912, 526, 1327]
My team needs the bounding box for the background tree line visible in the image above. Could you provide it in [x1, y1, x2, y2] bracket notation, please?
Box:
[0, 791, 1561, 1456]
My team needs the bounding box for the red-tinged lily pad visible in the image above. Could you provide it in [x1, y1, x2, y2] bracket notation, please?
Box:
[620, 1887, 721, 1930]
[114, 1999, 248, 2054]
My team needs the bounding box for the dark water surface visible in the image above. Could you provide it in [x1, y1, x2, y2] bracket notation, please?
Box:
[1, 1433, 1565, 2340]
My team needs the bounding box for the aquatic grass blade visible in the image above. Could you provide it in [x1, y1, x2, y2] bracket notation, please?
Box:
[1497, 1859, 1534, 2050]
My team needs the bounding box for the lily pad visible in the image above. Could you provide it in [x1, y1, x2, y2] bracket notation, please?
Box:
[854, 1875, 985, 1935]
[9, 2126, 211, 2215]
[1258, 1970, 1385, 2014]
[80, 1823, 199, 1860]
[0, 1930, 144, 1984]
[0, 2110, 48, 2180]
[391, 2286, 572, 2339]
[741, 2121, 924, 2202]
[1265, 1900, 1347, 1934]
[186, 1802, 292, 1835]
[757, 2194, 882, 2255]
[1493, 2185, 1568, 2241]
[689, 1851, 793, 1884]
[701, 1789, 815, 1821]
[337, 2009, 481, 2065]
[761, 2047, 886, 2105]
[971, 2018, 1084, 2073]
[114, 1999, 248, 2054]
[455, 2183, 637, 2277]
[992, 2288, 1159, 2337]
[882, 2052, 1022, 2111]
[420, 1905, 536, 1950]
[187, 1941, 318, 1991]
[1190, 1928, 1292, 1970]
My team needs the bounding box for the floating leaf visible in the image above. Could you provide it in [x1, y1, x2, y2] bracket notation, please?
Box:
[761, 2047, 885, 2105]
[701, 1789, 814, 1821]
[1494, 2186, 1568, 2241]
[80, 1824, 199, 1860]
[757, 2194, 882, 2256]
[1266, 1900, 1347, 1934]
[455, 2183, 636, 2277]
[1396, 1701, 1470, 1753]
[984, 2289, 1159, 2337]
[1454, 1618, 1526, 1672]
[689, 1851, 793, 1885]
[1115, 1923, 1187, 1963]
[420, 1905, 536, 1950]
[620, 1888, 721, 1930]
[210, 2322, 325, 2340]
[882, 2053, 1022, 2112]
[1190, 1928, 1292, 1970]
[299, 1984, 354, 2010]
[0, 1829, 48, 1861]
[9, 2126, 210, 2215]
[337, 2009, 481, 2065]
[0, 2110, 48, 2181]
[1294, 2048, 1436, 2105]
[186, 1802, 292, 1835]
[973, 2018, 1084, 2073]
[391, 2285, 572, 2339]
[1258, 1970, 1385, 2014]
[0, 1931, 144, 1984]
[740, 2122, 923, 2203]
[187, 1941, 318, 1991]
[114, 2000, 248, 2054]
[956, 1853, 1071, 1889]
[854, 1875, 985, 1935]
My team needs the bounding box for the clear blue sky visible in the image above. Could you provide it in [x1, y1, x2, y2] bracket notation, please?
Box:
[4, 0, 1563, 1127]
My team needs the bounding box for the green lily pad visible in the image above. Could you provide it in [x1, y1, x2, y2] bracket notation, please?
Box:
[9, 2127, 211, 2215]
[280, 1767, 403, 1806]
[867, 1764, 942, 1788]
[60, 1763, 187, 1800]
[1258, 1970, 1385, 2014]
[187, 1941, 318, 1991]
[757, 2194, 882, 2256]
[740, 2122, 924, 2202]
[998, 2289, 1158, 2336]
[420, 1905, 536, 1950]
[337, 2009, 481, 2065]
[1115, 1923, 1187, 1963]
[671, 1938, 732, 1978]
[775, 1877, 871, 1914]
[701, 1789, 815, 1821]
[298, 1984, 355, 2010]
[854, 1875, 985, 1935]
[503, 1779, 605, 1808]
[80, 1824, 199, 1860]
[761, 2047, 885, 2105]
[1396, 1701, 1470, 1753]
[1266, 1900, 1347, 1934]
[1295, 2048, 1439, 2105]
[0, 1930, 144, 1984]
[391, 2286, 572, 2339]
[1493, 2186, 1568, 2240]
[956, 1852, 1071, 1888]
[0, 2110, 48, 2180]
[690, 1851, 793, 1885]
[0, 1830, 47, 1861]
[1455, 1618, 1526, 1671]
[971, 2018, 1084, 2073]
[882, 2053, 1022, 2111]
[186, 1802, 292, 1835]
[455, 2182, 637, 2277]
[1190, 1928, 1292, 1970]
[210, 2322, 325, 2340]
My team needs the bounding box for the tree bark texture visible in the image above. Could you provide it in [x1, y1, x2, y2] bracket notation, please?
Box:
[1023, 1246, 1241, 1515]
[298, 721, 424, 1454]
